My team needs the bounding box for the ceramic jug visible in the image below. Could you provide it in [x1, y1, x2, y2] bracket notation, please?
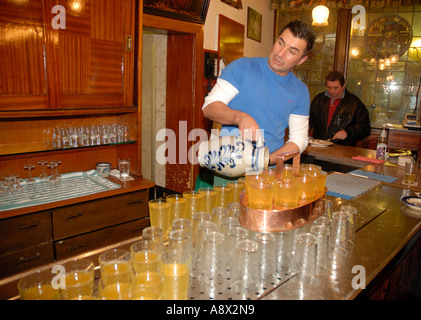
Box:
[198, 135, 269, 177]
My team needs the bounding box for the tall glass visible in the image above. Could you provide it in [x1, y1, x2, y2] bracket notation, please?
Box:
[98, 249, 131, 286]
[183, 190, 204, 220]
[198, 187, 217, 213]
[274, 178, 300, 208]
[130, 240, 162, 296]
[254, 232, 276, 284]
[166, 194, 187, 221]
[214, 185, 233, 207]
[297, 173, 316, 200]
[292, 233, 318, 284]
[142, 226, 165, 254]
[18, 269, 61, 300]
[159, 249, 191, 300]
[61, 258, 95, 300]
[248, 181, 274, 209]
[227, 180, 245, 203]
[315, 170, 327, 194]
[148, 199, 171, 241]
[211, 207, 228, 231]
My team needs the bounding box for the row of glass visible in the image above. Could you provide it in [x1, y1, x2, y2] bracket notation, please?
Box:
[1, 161, 61, 195]
[51, 123, 131, 149]
[17, 201, 358, 300]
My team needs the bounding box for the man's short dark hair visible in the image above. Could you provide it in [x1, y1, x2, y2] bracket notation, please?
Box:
[279, 20, 316, 56]
[326, 71, 346, 86]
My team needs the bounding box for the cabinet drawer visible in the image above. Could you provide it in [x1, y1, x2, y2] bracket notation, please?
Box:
[0, 242, 55, 279]
[0, 211, 52, 255]
[53, 190, 149, 240]
[55, 218, 150, 260]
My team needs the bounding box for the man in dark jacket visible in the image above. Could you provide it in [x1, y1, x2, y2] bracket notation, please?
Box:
[309, 71, 371, 146]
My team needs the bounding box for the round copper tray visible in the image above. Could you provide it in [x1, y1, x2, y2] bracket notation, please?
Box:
[239, 189, 327, 233]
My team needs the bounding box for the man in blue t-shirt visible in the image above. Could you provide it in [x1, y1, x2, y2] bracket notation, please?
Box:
[202, 20, 316, 171]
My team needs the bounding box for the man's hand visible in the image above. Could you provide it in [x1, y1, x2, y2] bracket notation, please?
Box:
[236, 112, 264, 142]
[332, 130, 347, 140]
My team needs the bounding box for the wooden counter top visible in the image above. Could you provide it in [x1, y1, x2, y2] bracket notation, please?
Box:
[304, 144, 378, 167]
[0, 175, 155, 220]
[305, 143, 421, 192]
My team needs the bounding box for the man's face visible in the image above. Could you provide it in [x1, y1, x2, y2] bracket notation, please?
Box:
[326, 80, 346, 100]
[268, 28, 309, 77]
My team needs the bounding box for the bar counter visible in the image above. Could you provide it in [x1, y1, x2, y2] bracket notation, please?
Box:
[0, 144, 420, 300]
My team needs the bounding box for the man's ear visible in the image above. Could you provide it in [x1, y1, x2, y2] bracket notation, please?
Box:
[297, 55, 308, 66]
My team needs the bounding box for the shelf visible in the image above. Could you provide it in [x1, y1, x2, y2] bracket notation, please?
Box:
[0, 107, 137, 119]
[0, 141, 137, 157]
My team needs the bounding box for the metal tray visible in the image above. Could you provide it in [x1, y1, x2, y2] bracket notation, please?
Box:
[239, 190, 326, 233]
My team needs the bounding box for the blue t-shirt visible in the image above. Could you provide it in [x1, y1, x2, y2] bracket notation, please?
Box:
[219, 57, 310, 153]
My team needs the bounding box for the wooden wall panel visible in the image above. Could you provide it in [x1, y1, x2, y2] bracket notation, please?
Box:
[59, 34, 90, 95]
[166, 34, 195, 193]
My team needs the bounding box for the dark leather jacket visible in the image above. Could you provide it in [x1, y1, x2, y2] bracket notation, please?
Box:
[309, 89, 371, 146]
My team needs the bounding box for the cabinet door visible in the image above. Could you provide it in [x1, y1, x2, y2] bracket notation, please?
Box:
[45, 0, 136, 109]
[0, 0, 48, 110]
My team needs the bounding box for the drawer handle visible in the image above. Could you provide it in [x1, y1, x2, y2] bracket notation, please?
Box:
[20, 252, 41, 263]
[130, 226, 143, 233]
[64, 212, 83, 220]
[19, 221, 40, 230]
[127, 200, 144, 205]
[69, 244, 87, 251]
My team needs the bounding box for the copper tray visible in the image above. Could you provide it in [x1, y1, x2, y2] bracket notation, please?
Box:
[239, 189, 326, 233]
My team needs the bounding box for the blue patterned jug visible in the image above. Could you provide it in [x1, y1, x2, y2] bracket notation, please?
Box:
[197, 135, 269, 177]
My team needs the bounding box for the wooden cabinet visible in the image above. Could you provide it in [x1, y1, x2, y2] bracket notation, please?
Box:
[0, 0, 141, 178]
[0, 211, 54, 278]
[0, 0, 135, 110]
[0, 188, 151, 278]
[53, 189, 148, 240]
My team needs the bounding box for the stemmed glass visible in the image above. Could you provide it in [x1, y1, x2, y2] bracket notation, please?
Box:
[53, 160, 62, 179]
[47, 162, 59, 184]
[24, 164, 37, 187]
[48, 160, 62, 183]
[37, 160, 49, 180]
[1, 176, 14, 194]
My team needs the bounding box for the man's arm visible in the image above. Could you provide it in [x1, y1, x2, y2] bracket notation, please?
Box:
[202, 78, 262, 141]
[269, 114, 309, 165]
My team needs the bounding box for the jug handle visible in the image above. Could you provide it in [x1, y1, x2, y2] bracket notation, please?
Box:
[275, 151, 301, 177]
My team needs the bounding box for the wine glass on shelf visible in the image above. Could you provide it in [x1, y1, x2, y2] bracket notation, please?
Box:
[47, 162, 58, 184]
[11, 174, 23, 193]
[37, 160, 49, 180]
[53, 160, 62, 180]
[1, 175, 14, 194]
[24, 164, 37, 187]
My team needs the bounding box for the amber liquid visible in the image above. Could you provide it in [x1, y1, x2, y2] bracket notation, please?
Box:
[62, 271, 94, 300]
[160, 262, 190, 300]
[149, 201, 171, 240]
[248, 183, 274, 209]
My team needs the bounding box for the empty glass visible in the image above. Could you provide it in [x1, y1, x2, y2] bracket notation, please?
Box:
[292, 233, 318, 284]
[211, 207, 228, 231]
[199, 231, 226, 293]
[233, 239, 259, 295]
[331, 211, 354, 250]
[225, 226, 249, 272]
[37, 160, 49, 180]
[275, 230, 294, 276]
[24, 164, 36, 187]
[310, 225, 330, 274]
[254, 232, 276, 284]
[142, 226, 164, 254]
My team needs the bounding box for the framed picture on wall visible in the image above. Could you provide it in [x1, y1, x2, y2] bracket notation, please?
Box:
[247, 7, 262, 42]
[143, 0, 210, 24]
[221, 0, 242, 10]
